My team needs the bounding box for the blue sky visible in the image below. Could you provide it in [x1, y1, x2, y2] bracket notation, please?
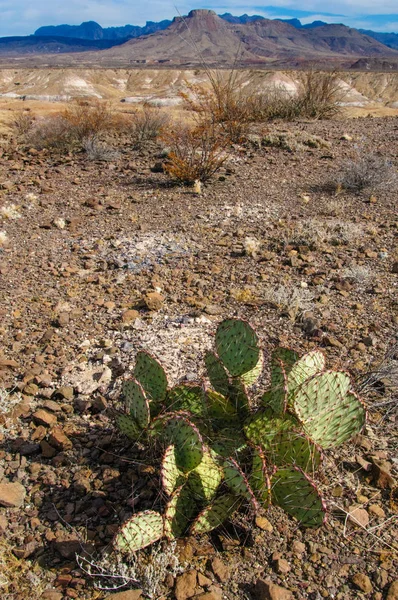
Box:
[0, 1, 397, 37]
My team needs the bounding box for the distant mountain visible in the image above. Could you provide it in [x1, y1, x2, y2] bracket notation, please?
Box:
[34, 19, 172, 41]
[0, 35, 126, 56]
[358, 30, 398, 50]
[99, 9, 398, 66]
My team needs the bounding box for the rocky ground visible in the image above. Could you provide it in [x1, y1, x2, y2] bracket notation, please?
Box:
[0, 114, 397, 600]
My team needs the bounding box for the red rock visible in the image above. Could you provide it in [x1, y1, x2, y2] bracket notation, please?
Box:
[48, 427, 72, 450]
[254, 579, 293, 600]
[175, 570, 197, 600]
[144, 292, 165, 311]
[33, 409, 57, 427]
[0, 481, 26, 507]
[211, 557, 229, 582]
[387, 581, 398, 600]
[352, 573, 373, 593]
[104, 591, 143, 600]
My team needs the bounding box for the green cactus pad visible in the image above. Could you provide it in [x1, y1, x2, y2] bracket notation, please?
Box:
[206, 390, 239, 424]
[250, 447, 270, 507]
[215, 319, 260, 378]
[223, 458, 259, 508]
[114, 413, 142, 441]
[240, 351, 264, 386]
[190, 494, 240, 534]
[164, 415, 204, 473]
[211, 428, 247, 457]
[266, 431, 321, 472]
[205, 351, 230, 397]
[164, 484, 197, 539]
[122, 379, 150, 429]
[188, 448, 223, 501]
[244, 408, 298, 447]
[268, 348, 299, 413]
[114, 511, 164, 552]
[166, 384, 207, 417]
[271, 467, 326, 528]
[293, 372, 366, 448]
[162, 445, 186, 495]
[133, 351, 168, 403]
[285, 350, 326, 407]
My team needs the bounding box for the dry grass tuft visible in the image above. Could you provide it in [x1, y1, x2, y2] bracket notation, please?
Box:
[0, 539, 48, 600]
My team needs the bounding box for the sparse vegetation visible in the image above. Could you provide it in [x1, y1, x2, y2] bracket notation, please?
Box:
[337, 149, 397, 192]
[162, 122, 228, 183]
[126, 105, 170, 149]
[82, 137, 120, 161]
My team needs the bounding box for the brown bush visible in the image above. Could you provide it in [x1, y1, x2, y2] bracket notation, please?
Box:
[294, 70, 343, 119]
[162, 123, 228, 184]
[11, 110, 35, 138]
[62, 98, 116, 142]
[124, 105, 170, 148]
[26, 115, 76, 152]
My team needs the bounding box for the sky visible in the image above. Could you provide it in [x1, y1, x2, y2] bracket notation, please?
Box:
[1, 1, 398, 37]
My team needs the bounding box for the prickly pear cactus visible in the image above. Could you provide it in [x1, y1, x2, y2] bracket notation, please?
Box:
[113, 318, 366, 554]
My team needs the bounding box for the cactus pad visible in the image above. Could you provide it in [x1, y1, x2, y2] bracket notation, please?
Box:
[114, 413, 142, 441]
[224, 458, 259, 508]
[215, 319, 260, 377]
[133, 351, 168, 403]
[268, 348, 299, 413]
[190, 494, 240, 534]
[266, 431, 321, 472]
[240, 351, 264, 386]
[164, 484, 197, 539]
[188, 448, 223, 501]
[162, 445, 186, 495]
[164, 415, 204, 473]
[114, 511, 164, 552]
[122, 379, 150, 429]
[244, 408, 298, 447]
[293, 372, 366, 448]
[271, 467, 326, 528]
[166, 384, 206, 417]
[205, 351, 230, 397]
[206, 390, 239, 425]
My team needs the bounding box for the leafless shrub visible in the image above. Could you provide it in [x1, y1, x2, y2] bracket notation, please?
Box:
[262, 130, 330, 152]
[326, 220, 364, 244]
[62, 98, 116, 142]
[82, 138, 120, 162]
[263, 284, 315, 320]
[340, 265, 372, 283]
[126, 105, 170, 148]
[162, 123, 228, 184]
[337, 151, 397, 192]
[26, 115, 76, 152]
[10, 111, 34, 138]
[77, 541, 180, 598]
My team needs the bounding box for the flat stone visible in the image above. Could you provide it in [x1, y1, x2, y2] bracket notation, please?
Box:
[255, 580, 293, 600]
[0, 481, 26, 507]
[175, 570, 197, 600]
[291, 541, 306, 555]
[255, 516, 273, 532]
[211, 557, 229, 582]
[352, 573, 373, 593]
[274, 558, 291, 574]
[55, 386, 74, 401]
[32, 409, 57, 427]
[104, 591, 142, 600]
[348, 505, 370, 528]
[122, 309, 140, 323]
[41, 591, 64, 600]
[48, 427, 72, 450]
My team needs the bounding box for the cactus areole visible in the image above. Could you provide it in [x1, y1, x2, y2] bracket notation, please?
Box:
[113, 318, 366, 553]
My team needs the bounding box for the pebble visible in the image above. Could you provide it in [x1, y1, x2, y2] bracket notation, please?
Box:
[387, 581, 398, 600]
[352, 573, 373, 593]
[33, 409, 58, 427]
[144, 291, 165, 311]
[254, 579, 293, 600]
[104, 591, 142, 600]
[255, 516, 274, 532]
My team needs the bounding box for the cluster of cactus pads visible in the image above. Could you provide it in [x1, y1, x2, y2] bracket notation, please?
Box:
[113, 319, 366, 553]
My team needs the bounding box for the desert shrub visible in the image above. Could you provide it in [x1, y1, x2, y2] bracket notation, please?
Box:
[112, 318, 366, 554]
[162, 123, 228, 184]
[126, 105, 170, 148]
[294, 70, 343, 119]
[62, 98, 116, 142]
[25, 115, 76, 152]
[337, 150, 397, 192]
[82, 137, 120, 161]
[10, 110, 34, 138]
[262, 130, 330, 152]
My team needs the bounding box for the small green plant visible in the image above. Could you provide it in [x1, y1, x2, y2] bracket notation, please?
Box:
[113, 319, 366, 553]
